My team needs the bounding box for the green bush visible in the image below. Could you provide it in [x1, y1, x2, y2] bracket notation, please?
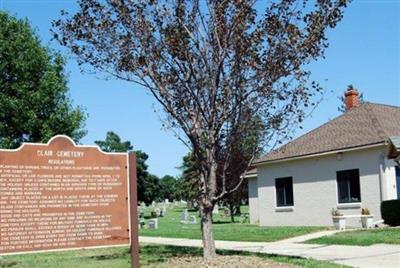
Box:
[381, 199, 400, 226]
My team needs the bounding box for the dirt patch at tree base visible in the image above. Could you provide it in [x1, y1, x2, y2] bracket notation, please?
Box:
[150, 255, 299, 268]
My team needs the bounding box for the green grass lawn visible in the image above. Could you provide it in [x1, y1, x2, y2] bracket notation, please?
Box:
[0, 245, 348, 268]
[139, 205, 325, 242]
[307, 227, 400, 246]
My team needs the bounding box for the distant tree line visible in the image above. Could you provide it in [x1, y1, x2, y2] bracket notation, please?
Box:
[95, 131, 189, 204]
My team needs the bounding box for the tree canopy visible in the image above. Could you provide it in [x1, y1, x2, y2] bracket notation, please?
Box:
[95, 131, 133, 152]
[159, 175, 178, 201]
[0, 11, 86, 148]
[175, 152, 200, 205]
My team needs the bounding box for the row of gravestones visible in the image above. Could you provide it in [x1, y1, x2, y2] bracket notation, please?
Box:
[137, 199, 189, 229]
[138, 200, 170, 230]
[180, 209, 197, 224]
[212, 204, 232, 217]
[138, 200, 234, 229]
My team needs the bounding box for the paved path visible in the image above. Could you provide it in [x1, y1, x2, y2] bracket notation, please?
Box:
[139, 231, 400, 268]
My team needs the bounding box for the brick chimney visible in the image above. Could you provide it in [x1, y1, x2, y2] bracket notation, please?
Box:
[344, 86, 360, 111]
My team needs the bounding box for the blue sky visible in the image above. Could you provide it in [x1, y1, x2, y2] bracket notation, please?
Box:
[1, 0, 399, 177]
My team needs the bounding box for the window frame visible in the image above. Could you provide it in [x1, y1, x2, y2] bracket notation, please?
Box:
[275, 176, 294, 207]
[336, 169, 361, 204]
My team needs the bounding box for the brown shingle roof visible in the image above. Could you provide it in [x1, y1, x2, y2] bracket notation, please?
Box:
[254, 102, 400, 164]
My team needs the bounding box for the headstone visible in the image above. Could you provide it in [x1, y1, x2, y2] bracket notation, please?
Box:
[160, 206, 167, 217]
[139, 209, 145, 219]
[148, 219, 158, 229]
[150, 211, 158, 218]
[224, 208, 231, 217]
[151, 207, 159, 218]
[181, 209, 189, 222]
[160, 205, 167, 217]
[151, 201, 156, 207]
[165, 198, 169, 204]
[213, 204, 219, 214]
[189, 215, 197, 224]
[139, 218, 146, 229]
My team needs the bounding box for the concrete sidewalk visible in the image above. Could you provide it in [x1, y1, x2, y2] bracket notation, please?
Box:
[139, 231, 400, 268]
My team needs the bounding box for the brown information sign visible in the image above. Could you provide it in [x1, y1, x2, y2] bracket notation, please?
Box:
[0, 136, 131, 254]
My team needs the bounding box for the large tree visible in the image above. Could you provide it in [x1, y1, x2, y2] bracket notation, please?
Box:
[0, 11, 86, 149]
[53, 0, 348, 258]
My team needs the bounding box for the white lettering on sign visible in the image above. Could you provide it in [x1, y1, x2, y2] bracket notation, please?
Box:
[37, 150, 85, 158]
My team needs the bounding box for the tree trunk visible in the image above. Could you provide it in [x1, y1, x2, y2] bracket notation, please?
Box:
[200, 203, 216, 259]
[235, 204, 241, 215]
[199, 149, 218, 259]
[229, 203, 235, 223]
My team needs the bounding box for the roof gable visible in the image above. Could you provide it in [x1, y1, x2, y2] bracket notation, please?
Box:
[388, 136, 400, 159]
[255, 102, 400, 164]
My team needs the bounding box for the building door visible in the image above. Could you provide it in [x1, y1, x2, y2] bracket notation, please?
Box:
[396, 166, 400, 199]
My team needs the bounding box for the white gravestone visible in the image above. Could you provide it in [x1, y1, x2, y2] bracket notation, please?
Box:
[155, 208, 161, 215]
[212, 204, 219, 214]
[189, 215, 197, 224]
[180, 209, 189, 223]
[148, 218, 158, 229]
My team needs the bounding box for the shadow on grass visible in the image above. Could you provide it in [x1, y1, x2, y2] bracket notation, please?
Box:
[139, 245, 202, 265]
[212, 220, 232, 225]
[140, 245, 302, 260]
[187, 209, 198, 212]
[89, 250, 130, 261]
[0, 260, 18, 268]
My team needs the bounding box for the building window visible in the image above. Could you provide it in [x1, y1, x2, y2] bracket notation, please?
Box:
[275, 177, 294, 207]
[337, 169, 361, 204]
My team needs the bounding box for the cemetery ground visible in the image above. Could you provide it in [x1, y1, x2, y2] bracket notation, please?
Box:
[306, 227, 400, 246]
[139, 204, 326, 242]
[0, 244, 348, 268]
[0, 204, 346, 268]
